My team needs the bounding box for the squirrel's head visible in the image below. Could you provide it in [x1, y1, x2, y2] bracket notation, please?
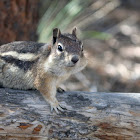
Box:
[45, 28, 87, 75]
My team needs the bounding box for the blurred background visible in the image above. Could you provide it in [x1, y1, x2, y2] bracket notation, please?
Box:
[0, 0, 140, 92]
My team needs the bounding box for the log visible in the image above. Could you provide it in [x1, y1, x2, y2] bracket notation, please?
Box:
[0, 88, 139, 140]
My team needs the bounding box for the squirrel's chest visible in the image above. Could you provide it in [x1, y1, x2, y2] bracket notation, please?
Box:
[43, 58, 67, 76]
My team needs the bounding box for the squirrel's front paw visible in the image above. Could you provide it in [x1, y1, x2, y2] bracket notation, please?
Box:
[49, 100, 65, 114]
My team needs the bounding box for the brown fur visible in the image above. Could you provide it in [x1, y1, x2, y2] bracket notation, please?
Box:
[0, 28, 87, 113]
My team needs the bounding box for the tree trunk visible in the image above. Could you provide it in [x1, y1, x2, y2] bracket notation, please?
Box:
[0, 0, 39, 45]
[0, 88, 139, 140]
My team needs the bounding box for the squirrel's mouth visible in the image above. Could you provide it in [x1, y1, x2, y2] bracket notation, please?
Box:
[66, 63, 76, 67]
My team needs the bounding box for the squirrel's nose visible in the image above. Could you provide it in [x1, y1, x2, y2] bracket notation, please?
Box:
[71, 56, 79, 64]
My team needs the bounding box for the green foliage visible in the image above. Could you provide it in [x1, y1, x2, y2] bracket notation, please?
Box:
[37, 0, 111, 42]
[81, 31, 111, 40]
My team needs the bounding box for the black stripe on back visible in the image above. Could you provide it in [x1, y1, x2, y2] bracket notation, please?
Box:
[0, 41, 46, 54]
[1, 55, 37, 71]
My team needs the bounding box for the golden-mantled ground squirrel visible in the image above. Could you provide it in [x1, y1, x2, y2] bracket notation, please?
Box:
[0, 28, 87, 113]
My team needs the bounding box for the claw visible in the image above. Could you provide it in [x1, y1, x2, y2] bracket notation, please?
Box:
[50, 104, 65, 113]
[57, 105, 64, 112]
[59, 104, 67, 110]
[57, 87, 65, 93]
[51, 106, 53, 112]
[54, 107, 59, 114]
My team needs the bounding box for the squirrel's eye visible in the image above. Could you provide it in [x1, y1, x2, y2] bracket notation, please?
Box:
[58, 45, 63, 52]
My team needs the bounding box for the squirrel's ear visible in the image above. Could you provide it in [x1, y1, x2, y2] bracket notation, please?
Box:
[72, 27, 77, 37]
[53, 28, 61, 44]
